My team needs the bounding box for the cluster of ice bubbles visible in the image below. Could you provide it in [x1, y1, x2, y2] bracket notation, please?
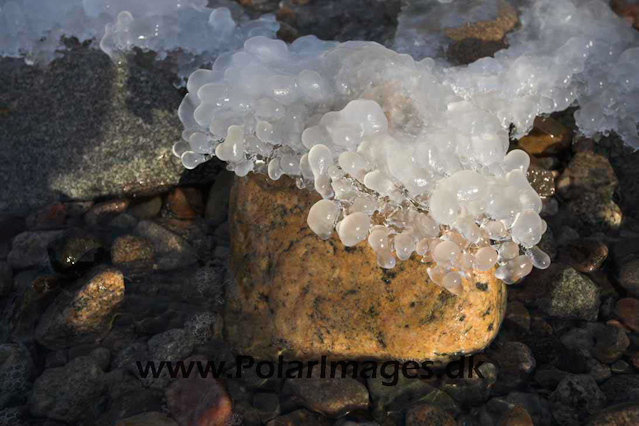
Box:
[175, 0, 639, 293]
[0, 0, 279, 79]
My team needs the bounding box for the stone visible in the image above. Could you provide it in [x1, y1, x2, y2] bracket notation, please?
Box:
[615, 298, 639, 332]
[29, 356, 107, 423]
[557, 152, 618, 201]
[128, 197, 162, 220]
[0, 343, 34, 409]
[109, 213, 139, 230]
[518, 116, 572, 156]
[111, 235, 154, 273]
[252, 392, 281, 423]
[419, 389, 461, 418]
[283, 376, 369, 418]
[600, 376, 639, 405]
[497, 406, 534, 426]
[591, 325, 630, 365]
[490, 342, 536, 393]
[504, 301, 531, 332]
[266, 409, 329, 426]
[499, 392, 553, 426]
[0, 262, 11, 296]
[611, 360, 633, 374]
[134, 220, 197, 270]
[405, 403, 456, 426]
[226, 174, 507, 362]
[367, 373, 434, 415]
[510, 264, 600, 321]
[617, 256, 639, 297]
[35, 266, 125, 350]
[115, 412, 178, 426]
[25, 202, 67, 230]
[585, 402, 639, 426]
[0, 47, 212, 216]
[562, 239, 609, 273]
[166, 355, 232, 426]
[534, 367, 570, 390]
[147, 329, 195, 362]
[48, 228, 106, 274]
[566, 193, 623, 234]
[85, 199, 131, 227]
[527, 164, 556, 198]
[440, 358, 497, 405]
[165, 187, 204, 219]
[550, 375, 606, 426]
[205, 171, 235, 226]
[7, 230, 63, 270]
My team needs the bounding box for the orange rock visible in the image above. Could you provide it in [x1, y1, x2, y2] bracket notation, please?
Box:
[498, 406, 534, 426]
[225, 173, 507, 362]
[518, 116, 572, 156]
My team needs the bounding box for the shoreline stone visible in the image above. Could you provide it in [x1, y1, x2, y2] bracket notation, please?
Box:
[225, 173, 507, 362]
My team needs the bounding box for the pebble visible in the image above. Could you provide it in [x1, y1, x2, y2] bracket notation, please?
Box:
[165, 187, 203, 219]
[557, 152, 618, 201]
[599, 375, 639, 405]
[128, 196, 162, 219]
[284, 376, 369, 418]
[610, 360, 632, 374]
[617, 256, 639, 297]
[111, 235, 154, 272]
[165, 356, 232, 426]
[504, 301, 531, 332]
[518, 116, 571, 156]
[7, 230, 63, 270]
[405, 403, 456, 426]
[615, 298, 639, 332]
[584, 401, 639, 426]
[549, 374, 607, 426]
[48, 228, 105, 274]
[35, 266, 125, 350]
[85, 199, 130, 227]
[25, 202, 67, 230]
[563, 239, 609, 272]
[527, 165, 556, 198]
[266, 409, 329, 426]
[29, 356, 107, 423]
[497, 406, 534, 426]
[134, 220, 198, 270]
[367, 373, 434, 414]
[205, 171, 234, 226]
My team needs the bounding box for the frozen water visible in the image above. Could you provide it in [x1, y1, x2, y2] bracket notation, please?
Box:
[176, 0, 639, 291]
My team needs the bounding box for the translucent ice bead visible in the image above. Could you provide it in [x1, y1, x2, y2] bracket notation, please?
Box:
[442, 271, 463, 295]
[498, 241, 520, 262]
[337, 212, 371, 247]
[308, 144, 334, 198]
[394, 233, 415, 261]
[368, 226, 390, 251]
[429, 189, 460, 226]
[494, 255, 533, 284]
[475, 246, 498, 271]
[526, 246, 551, 269]
[307, 199, 339, 240]
[511, 210, 543, 248]
[433, 240, 461, 265]
[502, 149, 530, 174]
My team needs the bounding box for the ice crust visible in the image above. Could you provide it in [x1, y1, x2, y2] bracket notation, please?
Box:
[0, 0, 279, 77]
[176, 0, 639, 290]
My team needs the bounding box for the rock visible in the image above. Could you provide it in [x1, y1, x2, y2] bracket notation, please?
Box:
[497, 406, 534, 426]
[527, 164, 556, 198]
[134, 220, 197, 270]
[490, 342, 536, 393]
[205, 171, 235, 226]
[440, 359, 497, 405]
[147, 329, 195, 362]
[501, 392, 553, 426]
[550, 375, 606, 426]
[511, 264, 600, 321]
[367, 373, 434, 415]
[90, 347, 112, 371]
[566, 193, 623, 234]
[0, 343, 34, 409]
[600, 375, 639, 405]
[504, 301, 530, 332]
[518, 116, 572, 156]
[557, 152, 618, 201]
[253, 392, 281, 423]
[226, 174, 507, 362]
[534, 367, 570, 390]
[615, 298, 639, 332]
[420, 389, 461, 418]
[591, 326, 630, 364]
[0, 262, 11, 296]
[587, 359, 612, 384]
[85, 199, 131, 227]
[405, 403, 456, 426]
[111, 235, 154, 273]
[166, 355, 232, 426]
[115, 412, 178, 426]
[284, 376, 369, 418]
[129, 197, 163, 220]
[585, 402, 639, 426]
[611, 360, 633, 374]
[165, 187, 204, 219]
[266, 409, 329, 426]
[7, 230, 63, 270]
[35, 266, 125, 350]
[109, 213, 139, 230]
[0, 47, 208, 216]
[618, 256, 639, 297]
[29, 356, 107, 423]
[25, 202, 67, 230]
[48, 228, 106, 274]
[563, 239, 609, 273]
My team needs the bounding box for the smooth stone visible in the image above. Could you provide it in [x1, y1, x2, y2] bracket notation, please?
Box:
[405, 403, 456, 426]
[549, 374, 607, 426]
[115, 412, 178, 426]
[585, 402, 639, 426]
[518, 116, 572, 156]
[557, 152, 618, 201]
[225, 173, 507, 362]
[7, 230, 63, 270]
[615, 298, 639, 332]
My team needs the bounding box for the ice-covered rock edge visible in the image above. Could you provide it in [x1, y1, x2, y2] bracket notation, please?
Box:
[175, 0, 639, 292]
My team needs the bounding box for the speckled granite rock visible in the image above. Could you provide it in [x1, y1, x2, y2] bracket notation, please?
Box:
[225, 173, 507, 362]
[0, 47, 215, 216]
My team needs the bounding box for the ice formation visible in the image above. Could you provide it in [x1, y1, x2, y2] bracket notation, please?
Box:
[176, 0, 639, 291]
[0, 0, 279, 78]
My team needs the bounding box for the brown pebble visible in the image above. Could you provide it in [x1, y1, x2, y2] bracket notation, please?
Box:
[518, 116, 571, 156]
[563, 239, 609, 272]
[165, 187, 202, 219]
[498, 406, 534, 426]
[615, 298, 639, 332]
[406, 403, 456, 426]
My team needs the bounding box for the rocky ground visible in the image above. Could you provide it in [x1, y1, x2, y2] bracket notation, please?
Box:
[2, 1, 639, 426]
